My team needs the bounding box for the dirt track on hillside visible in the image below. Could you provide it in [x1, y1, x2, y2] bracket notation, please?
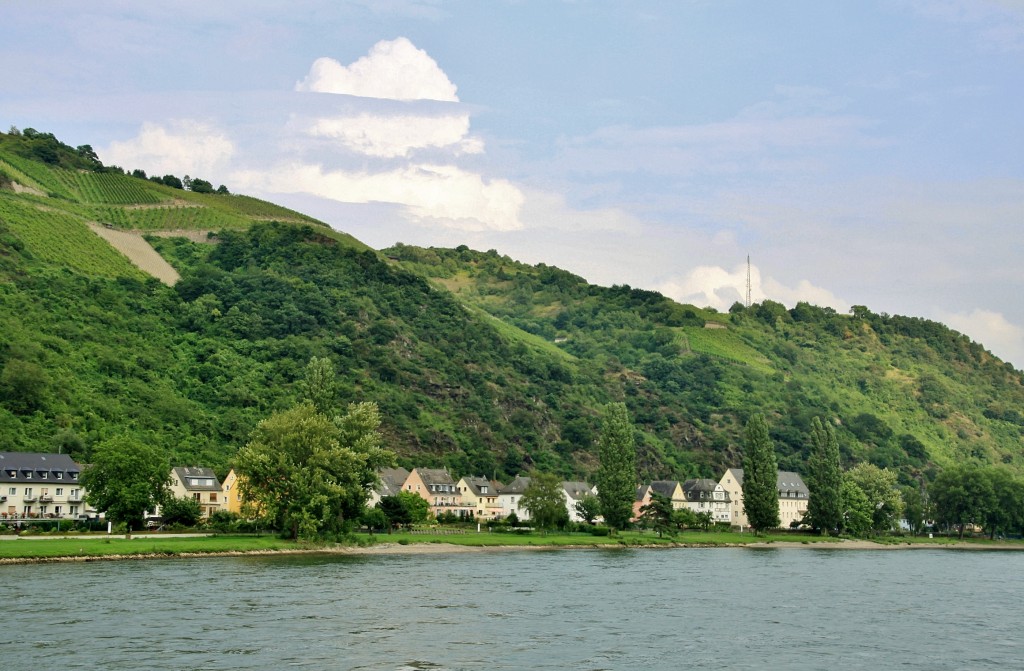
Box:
[87, 224, 181, 285]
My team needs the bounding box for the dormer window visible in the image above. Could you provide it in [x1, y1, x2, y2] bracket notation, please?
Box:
[56, 473, 63, 480]
[41, 472, 47, 479]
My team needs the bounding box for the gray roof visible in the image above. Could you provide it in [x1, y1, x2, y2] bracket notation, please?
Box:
[0, 452, 81, 483]
[725, 468, 809, 498]
[562, 481, 595, 500]
[415, 468, 456, 487]
[682, 478, 730, 502]
[635, 484, 652, 501]
[650, 480, 681, 498]
[172, 467, 221, 492]
[461, 476, 499, 497]
[377, 467, 410, 496]
[499, 475, 531, 495]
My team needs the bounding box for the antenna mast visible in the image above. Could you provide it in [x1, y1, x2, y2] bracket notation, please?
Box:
[745, 255, 752, 308]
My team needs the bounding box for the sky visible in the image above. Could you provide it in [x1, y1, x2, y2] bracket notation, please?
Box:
[2, 1, 1023, 367]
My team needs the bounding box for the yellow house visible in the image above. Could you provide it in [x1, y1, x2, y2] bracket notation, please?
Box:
[457, 476, 503, 520]
[221, 469, 244, 515]
[169, 467, 224, 518]
[719, 468, 809, 529]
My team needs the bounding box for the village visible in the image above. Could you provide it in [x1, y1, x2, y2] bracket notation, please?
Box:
[1, 450, 810, 532]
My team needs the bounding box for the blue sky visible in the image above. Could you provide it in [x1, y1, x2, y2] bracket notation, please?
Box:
[3, 1, 1023, 366]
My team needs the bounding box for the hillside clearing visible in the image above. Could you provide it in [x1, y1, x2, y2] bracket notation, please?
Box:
[87, 223, 181, 285]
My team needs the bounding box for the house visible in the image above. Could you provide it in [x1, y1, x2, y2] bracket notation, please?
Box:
[562, 481, 597, 522]
[649, 480, 686, 509]
[457, 476, 504, 520]
[633, 484, 653, 521]
[0, 452, 89, 521]
[169, 467, 224, 518]
[221, 469, 245, 515]
[368, 467, 410, 509]
[680, 478, 732, 523]
[497, 475, 532, 521]
[402, 468, 466, 517]
[718, 468, 809, 529]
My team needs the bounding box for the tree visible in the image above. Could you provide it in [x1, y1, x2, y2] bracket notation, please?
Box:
[839, 476, 873, 537]
[806, 416, 843, 535]
[377, 490, 430, 531]
[638, 492, 675, 538]
[846, 463, 904, 533]
[81, 435, 170, 531]
[930, 465, 993, 539]
[299, 356, 338, 415]
[520, 472, 569, 532]
[741, 414, 780, 533]
[574, 494, 601, 525]
[595, 402, 637, 532]
[236, 401, 393, 539]
[161, 496, 202, 527]
[982, 467, 1023, 540]
[900, 484, 927, 536]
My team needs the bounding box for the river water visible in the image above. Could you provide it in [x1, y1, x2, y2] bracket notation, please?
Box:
[2, 546, 1020, 670]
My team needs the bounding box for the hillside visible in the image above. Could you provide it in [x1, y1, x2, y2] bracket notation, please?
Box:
[2, 128, 1023, 488]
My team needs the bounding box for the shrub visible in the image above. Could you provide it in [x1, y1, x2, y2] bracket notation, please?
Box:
[590, 526, 611, 537]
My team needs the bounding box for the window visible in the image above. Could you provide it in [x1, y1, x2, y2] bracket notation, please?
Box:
[24, 487, 32, 496]
[25, 472, 31, 479]
[41, 472, 48, 479]
[70, 506, 78, 515]
[7, 487, 14, 495]
[54, 506, 62, 515]
[209, 493, 217, 502]
[56, 472, 63, 480]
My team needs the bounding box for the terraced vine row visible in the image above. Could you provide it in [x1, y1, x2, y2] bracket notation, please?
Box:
[0, 198, 143, 278]
[73, 172, 166, 205]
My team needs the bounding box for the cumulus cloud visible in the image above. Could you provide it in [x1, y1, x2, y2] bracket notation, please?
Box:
[295, 37, 458, 101]
[938, 308, 1024, 368]
[655, 262, 847, 313]
[101, 120, 234, 178]
[231, 162, 524, 232]
[305, 112, 482, 158]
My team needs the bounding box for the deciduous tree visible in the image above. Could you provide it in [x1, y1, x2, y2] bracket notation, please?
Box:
[236, 401, 392, 539]
[521, 472, 569, 532]
[806, 416, 842, 535]
[81, 435, 170, 531]
[741, 413, 780, 533]
[595, 402, 637, 532]
[846, 463, 904, 533]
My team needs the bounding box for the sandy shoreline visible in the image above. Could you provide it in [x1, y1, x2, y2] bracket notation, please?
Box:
[2, 537, 1021, 565]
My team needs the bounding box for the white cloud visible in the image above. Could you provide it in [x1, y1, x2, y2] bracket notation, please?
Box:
[519, 189, 642, 233]
[655, 262, 847, 313]
[295, 37, 458, 101]
[232, 162, 524, 232]
[938, 308, 1024, 368]
[305, 112, 482, 158]
[101, 120, 234, 178]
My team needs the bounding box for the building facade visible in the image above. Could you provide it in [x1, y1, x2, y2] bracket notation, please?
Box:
[0, 452, 89, 521]
[169, 467, 224, 518]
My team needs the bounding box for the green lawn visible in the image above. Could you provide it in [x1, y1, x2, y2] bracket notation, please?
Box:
[1, 530, 1016, 562]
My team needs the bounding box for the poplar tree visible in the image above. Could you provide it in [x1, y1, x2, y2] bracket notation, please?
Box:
[742, 413, 779, 534]
[595, 402, 637, 532]
[807, 416, 842, 535]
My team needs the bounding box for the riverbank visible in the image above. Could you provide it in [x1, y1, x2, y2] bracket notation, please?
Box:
[1, 532, 1020, 565]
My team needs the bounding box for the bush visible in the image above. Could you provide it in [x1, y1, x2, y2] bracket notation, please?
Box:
[590, 526, 611, 536]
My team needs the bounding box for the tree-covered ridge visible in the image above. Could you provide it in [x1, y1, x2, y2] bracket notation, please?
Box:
[2, 128, 1024, 493]
[384, 244, 1024, 483]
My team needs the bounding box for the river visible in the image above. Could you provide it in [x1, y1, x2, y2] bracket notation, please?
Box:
[2, 547, 1020, 670]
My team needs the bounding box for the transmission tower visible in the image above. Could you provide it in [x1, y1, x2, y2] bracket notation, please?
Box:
[745, 255, 751, 308]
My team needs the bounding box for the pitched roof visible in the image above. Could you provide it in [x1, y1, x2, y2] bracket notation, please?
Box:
[377, 467, 410, 496]
[635, 484, 653, 502]
[722, 468, 808, 497]
[650, 480, 681, 498]
[172, 467, 221, 491]
[414, 468, 456, 487]
[562, 481, 594, 500]
[0, 452, 81, 482]
[498, 475, 531, 495]
[460, 476, 499, 496]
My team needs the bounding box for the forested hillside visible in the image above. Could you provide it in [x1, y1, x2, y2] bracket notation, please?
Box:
[1, 128, 1023, 488]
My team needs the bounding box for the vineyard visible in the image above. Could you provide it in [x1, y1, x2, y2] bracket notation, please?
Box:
[0, 198, 143, 279]
[677, 326, 774, 372]
[0, 153, 79, 200]
[72, 172, 167, 205]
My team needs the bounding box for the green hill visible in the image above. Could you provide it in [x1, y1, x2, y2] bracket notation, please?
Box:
[1, 128, 1022, 489]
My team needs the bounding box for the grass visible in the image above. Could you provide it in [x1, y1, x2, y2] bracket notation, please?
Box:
[678, 326, 774, 372]
[1, 530, 1018, 562]
[0, 534, 299, 560]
